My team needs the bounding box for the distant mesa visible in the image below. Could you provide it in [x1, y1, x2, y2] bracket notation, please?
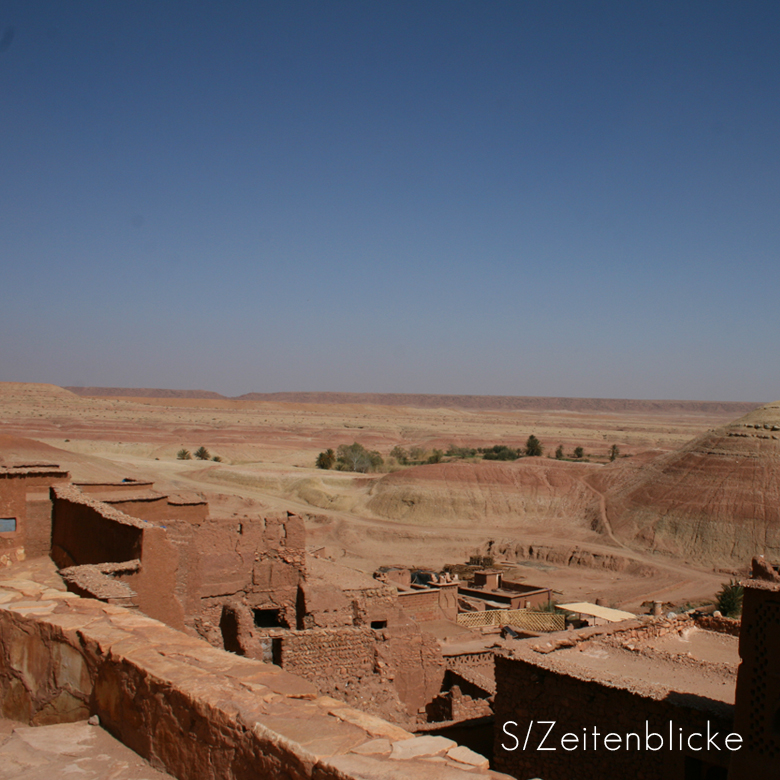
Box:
[65, 386, 228, 400]
[64, 386, 762, 414]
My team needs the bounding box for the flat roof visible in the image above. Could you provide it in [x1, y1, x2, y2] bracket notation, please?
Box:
[558, 602, 636, 622]
[506, 622, 739, 707]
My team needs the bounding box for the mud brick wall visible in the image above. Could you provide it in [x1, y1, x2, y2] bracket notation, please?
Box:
[428, 685, 493, 723]
[0, 473, 26, 563]
[98, 495, 172, 523]
[446, 651, 496, 685]
[376, 622, 446, 715]
[397, 588, 443, 622]
[346, 586, 398, 626]
[276, 626, 376, 681]
[25, 492, 56, 558]
[493, 655, 734, 780]
[51, 487, 186, 630]
[195, 513, 306, 636]
[51, 486, 145, 568]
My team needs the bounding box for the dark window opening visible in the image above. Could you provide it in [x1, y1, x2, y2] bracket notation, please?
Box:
[371, 620, 387, 630]
[0, 518, 17, 533]
[253, 608, 283, 628]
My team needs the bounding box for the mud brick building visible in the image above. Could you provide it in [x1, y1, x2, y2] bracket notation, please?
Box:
[0, 464, 70, 566]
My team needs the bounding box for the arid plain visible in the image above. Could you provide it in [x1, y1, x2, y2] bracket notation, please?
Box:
[0, 382, 764, 613]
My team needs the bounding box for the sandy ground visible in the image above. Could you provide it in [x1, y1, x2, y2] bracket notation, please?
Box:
[0, 383, 744, 613]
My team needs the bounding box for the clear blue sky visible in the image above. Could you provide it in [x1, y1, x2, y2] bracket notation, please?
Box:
[2, 1, 778, 400]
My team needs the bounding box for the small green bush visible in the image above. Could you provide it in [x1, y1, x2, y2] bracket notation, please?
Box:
[525, 435, 543, 457]
[716, 579, 743, 617]
[316, 449, 336, 469]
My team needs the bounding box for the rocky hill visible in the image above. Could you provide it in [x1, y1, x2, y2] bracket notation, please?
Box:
[598, 401, 780, 565]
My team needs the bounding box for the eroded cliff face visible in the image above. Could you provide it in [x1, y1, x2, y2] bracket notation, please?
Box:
[600, 401, 780, 565]
[365, 459, 599, 529]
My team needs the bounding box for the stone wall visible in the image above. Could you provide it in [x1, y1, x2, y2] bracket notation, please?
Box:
[695, 613, 741, 636]
[0, 569, 506, 780]
[493, 654, 733, 780]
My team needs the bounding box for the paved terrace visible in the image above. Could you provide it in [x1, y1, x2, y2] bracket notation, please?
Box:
[0, 560, 512, 780]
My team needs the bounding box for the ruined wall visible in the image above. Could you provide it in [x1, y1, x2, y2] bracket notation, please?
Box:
[425, 685, 493, 723]
[493, 654, 733, 780]
[51, 486, 145, 568]
[696, 614, 741, 636]
[375, 618, 446, 716]
[297, 581, 354, 629]
[0, 572, 503, 780]
[51, 487, 187, 630]
[234, 608, 445, 721]
[195, 513, 306, 638]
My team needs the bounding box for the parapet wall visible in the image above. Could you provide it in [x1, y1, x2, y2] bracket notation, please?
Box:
[0, 569, 506, 780]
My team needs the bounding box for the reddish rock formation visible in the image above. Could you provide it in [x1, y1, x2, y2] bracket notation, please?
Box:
[599, 400, 780, 565]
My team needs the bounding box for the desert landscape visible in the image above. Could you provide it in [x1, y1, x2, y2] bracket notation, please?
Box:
[0, 382, 767, 612]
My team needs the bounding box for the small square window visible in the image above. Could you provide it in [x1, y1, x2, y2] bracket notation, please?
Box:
[0, 518, 17, 533]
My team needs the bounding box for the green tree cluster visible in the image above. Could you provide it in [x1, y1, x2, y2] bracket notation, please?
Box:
[480, 445, 520, 461]
[336, 442, 384, 472]
[446, 445, 477, 459]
